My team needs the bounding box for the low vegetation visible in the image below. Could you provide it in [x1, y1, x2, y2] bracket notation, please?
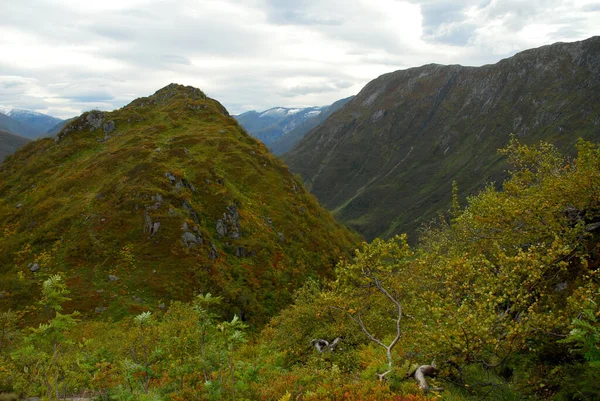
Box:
[1, 138, 598, 400]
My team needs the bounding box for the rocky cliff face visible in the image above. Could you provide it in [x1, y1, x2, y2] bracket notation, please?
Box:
[285, 36, 600, 241]
[0, 84, 358, 325]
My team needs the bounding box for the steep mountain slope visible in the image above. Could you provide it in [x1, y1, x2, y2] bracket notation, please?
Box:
[285, 36, 600, 241]
[0, 113, 38, 138]
[0, 130, 30, 163]
[235, 106, 326, 148]
[6, 109, 64, 137]
[0, 84, 358, 325]
[271, 96, 354, 155]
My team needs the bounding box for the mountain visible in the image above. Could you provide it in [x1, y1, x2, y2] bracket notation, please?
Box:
[0, 109, 65, 139]
[6, 109, 64, 137]
[270, 96, 354, 156]
[285, 36, 600, 241]
[0, 113, 38, 138]
[45, 117, 76, 137]
[235, 106, 327, 148]
[0, 130, 30, 163]
[0, 84, 358, 324]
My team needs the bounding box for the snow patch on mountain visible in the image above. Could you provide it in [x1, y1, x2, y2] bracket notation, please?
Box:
[8, 109, 47, 118]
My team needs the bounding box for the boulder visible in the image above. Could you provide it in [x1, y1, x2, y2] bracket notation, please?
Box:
[103, 120, 115, 133]
[216, 219, 227, 237]
[29, 263, 40, 272]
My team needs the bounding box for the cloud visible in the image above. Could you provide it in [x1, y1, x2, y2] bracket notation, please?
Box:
[0, 0, 598, 119]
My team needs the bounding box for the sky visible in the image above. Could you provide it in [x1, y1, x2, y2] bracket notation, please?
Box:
[1, 0, 599, 119]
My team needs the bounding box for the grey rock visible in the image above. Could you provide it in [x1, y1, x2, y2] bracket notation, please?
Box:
[181, 200, 200, 224]
[585, 222, 600, 232]
[16, 203, 23, 208]
[555, 282, 568, 292]
[209, 242, 218, 259]
[169, 208, 175, 215]
[165, 172, 177, 184]
[155, 147, 161, 152]
[103, 120, 115, 133]
[108, 275, 120, 281]
[144, 211, 160, 237]
[182, 221, 190, 231]
[182, 231, 199, 247]
[216, 219, 227, 237]
[144, 210, 153, 233]
[277, 232, 285, 242]
[132, 296, 143, 303]
[153, 193, 163, 203]
[227, 205, 239, 221]
[95, 306, 108, 313]
[158, 303, 166, 309]
[29, 263, 40, 272]
[175, 181, 185, 190]
[86, 111, 105, 130]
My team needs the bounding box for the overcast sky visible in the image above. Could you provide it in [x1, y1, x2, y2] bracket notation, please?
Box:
[1, 0, 599, 119]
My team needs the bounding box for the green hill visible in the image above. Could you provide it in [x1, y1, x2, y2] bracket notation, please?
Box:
[0, 84, 358, 325]
[285, 36, 600, 241]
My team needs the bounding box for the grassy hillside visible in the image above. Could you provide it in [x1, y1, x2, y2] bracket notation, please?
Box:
[285, 36, 600, 241]
[0, 84, 359, 325]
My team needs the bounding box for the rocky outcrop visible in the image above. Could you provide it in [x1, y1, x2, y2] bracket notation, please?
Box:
[216, 204, 241, 239]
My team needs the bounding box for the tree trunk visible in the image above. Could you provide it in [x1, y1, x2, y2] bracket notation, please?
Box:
[413, 365, 443, 392]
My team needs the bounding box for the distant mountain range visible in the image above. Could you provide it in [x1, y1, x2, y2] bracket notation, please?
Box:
[0, 108, 64, 139]
[0, 130, 30, 163]
[285, 36, 600, 241]
[235, 99, 353, 155]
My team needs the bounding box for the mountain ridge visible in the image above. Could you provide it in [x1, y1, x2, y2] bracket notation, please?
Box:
[285, 36, 600, 241]
[0, 83, 359, 324]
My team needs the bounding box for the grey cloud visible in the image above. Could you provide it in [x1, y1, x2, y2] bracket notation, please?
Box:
[1, 0, 598, 119]
[430, 23, 478, 46]
[482, 0, 563, 30]
[88, 25, 135, 41]
[279, 80, 354, 97]
[67, 94, 115, 103]
[582, 3, 600, 12]
[160, 55, 191, 65]
[264, 0, 342, 25]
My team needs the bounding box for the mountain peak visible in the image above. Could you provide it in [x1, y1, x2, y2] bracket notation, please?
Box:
[0, 83, 358, 324]
[122, 83, 229, 117]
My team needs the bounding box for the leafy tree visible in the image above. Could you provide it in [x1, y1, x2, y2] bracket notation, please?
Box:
[329, 235, 416, 380]
[11, 275, 81, 400]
